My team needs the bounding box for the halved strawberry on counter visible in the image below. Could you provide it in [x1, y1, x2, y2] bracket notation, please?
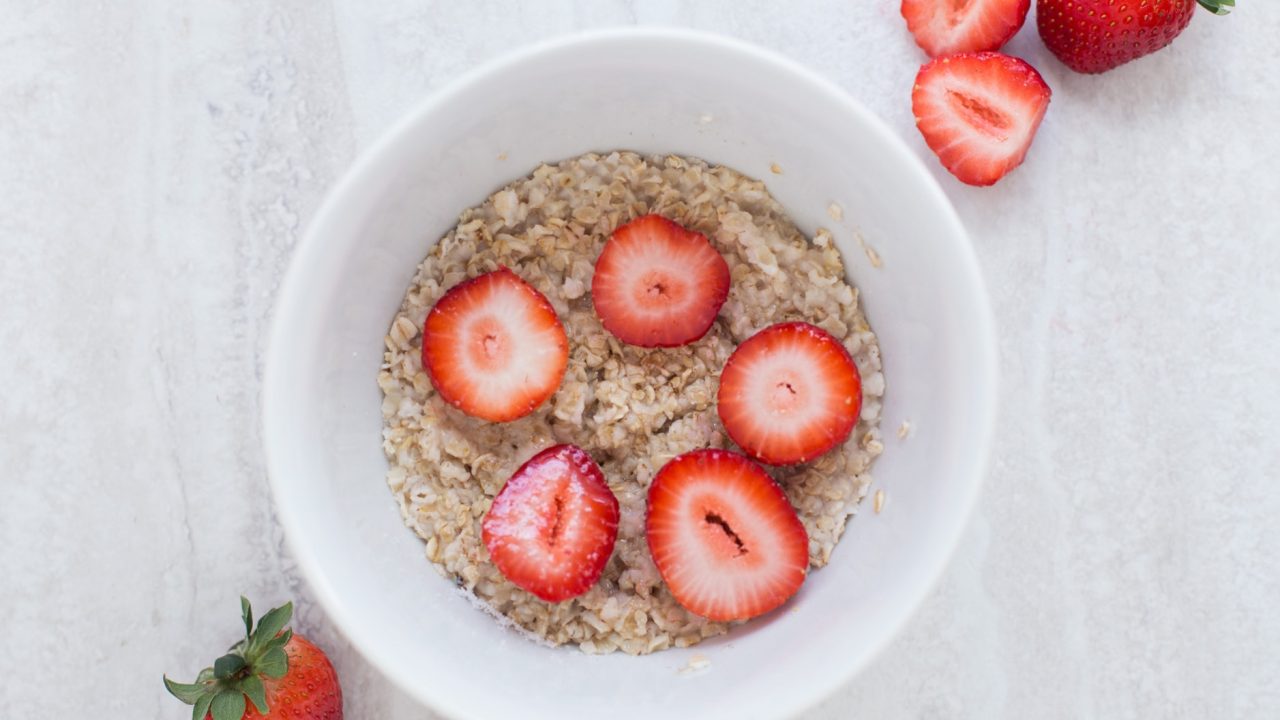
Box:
[421, 267, 569, 422]
[912, 51, 1051, 186]
[482, 444, 620, 603]
[901, 0, 1031, 57]
[646, 449, 809, 622]
[717, 322, 862, 466]
[591, 214, 730, 347]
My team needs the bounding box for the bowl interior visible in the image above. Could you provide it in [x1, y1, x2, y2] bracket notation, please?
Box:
[264, 29, 994, 720]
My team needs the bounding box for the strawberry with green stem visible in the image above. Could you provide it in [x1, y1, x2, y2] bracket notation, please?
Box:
[1038, 0, 1235, 74]
[164, 598, 342, 720]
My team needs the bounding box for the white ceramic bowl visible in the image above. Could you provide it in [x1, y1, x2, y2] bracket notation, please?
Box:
[264, 28, 995, 720]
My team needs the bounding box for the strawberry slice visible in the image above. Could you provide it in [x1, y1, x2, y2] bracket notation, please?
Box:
[482, 444, 620, 603]
[421, 267, 569, 422]
[911, 51, 1051, 187]
[901, 0, 1031, 57]
[646, 449, 809, 622]
[591, 214, 730, 347]
[717, 322, 862, 466]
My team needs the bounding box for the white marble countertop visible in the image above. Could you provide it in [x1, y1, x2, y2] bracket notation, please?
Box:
[3, 1, 1278, 717]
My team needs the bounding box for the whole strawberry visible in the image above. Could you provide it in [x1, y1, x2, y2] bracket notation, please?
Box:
[1037, 0, 1234, 73]
[164, 598, 342, 720]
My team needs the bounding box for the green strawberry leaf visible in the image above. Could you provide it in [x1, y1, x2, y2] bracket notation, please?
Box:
[210, 689, 246, 720]
[213, 653, 246, 679]
[240, 675, 269, 715]
[263, 628, 293, 651]
[1197, 0, 1234, 14]
[252, 602, 293, 646]
[192, 693, 214, 720]
[163, 676, 206, 704]
[240, 596, 253, 640]
[196, 667, 216, 683]
[257, 646, 289, 679]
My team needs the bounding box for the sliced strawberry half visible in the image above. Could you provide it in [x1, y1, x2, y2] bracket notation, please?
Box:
[591, 214, 730, 347]
[911, 51, 1051, 187]
[901, 0, 1031, 57]
[717, 322, 862, 466]
[482, 444, 620, 602]
[646, 449, 809, 622]
[421, 267, 569, 422]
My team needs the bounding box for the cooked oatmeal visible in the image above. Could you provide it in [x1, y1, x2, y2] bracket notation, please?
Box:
[378, 151, 885, 655]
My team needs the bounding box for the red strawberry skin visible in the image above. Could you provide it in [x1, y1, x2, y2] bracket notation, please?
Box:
[912, 52, 1052, 186]
[717, 322, 862, 466]
[225, 635, 343, 720]
[482, 445, 620, 602]
[421, 267, 568, 423]
[1038, 0, 1197, 74]
[902, 0, 1031, 56]
[591, 214, 730, 347]
[646, 449, 809, 622]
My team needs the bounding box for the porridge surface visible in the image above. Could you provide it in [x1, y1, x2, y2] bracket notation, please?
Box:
[378, 151, 885, 655]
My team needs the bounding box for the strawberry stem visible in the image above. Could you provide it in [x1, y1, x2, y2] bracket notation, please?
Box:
[1197, 0, 1234, 15]
[164, 597, 294, 720]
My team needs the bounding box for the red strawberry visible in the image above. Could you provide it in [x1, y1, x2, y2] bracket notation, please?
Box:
[911, 51, 1051, 186]
[717, 322, 862, 466]
[421, 267, 569, 422]
[482, 444, 620, 602]
[591, 214, 731, 347]
[1038, 0, 1233, 74]
[164, 599, 342, 720]
[901, 0, 1031, 56]
[646, 449, 809, 622]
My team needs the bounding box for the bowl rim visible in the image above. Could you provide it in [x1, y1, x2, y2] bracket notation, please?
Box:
[263, 26, 997, 719]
